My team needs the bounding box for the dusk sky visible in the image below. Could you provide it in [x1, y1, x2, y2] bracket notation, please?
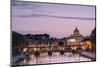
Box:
[12, 1, 95, 38]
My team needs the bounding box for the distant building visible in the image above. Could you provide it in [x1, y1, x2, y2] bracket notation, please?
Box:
[81, 38, 92, 51]
[67, 27, 84, 46]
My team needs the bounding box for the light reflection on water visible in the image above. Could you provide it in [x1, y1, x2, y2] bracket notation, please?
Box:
[21, 52, 91, 65]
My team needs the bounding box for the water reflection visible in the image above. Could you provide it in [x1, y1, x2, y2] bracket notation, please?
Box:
[21, 52, 91, 65]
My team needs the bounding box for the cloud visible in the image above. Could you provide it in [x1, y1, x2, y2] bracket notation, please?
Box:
[12, 1, 42, 9]
[13, 13, 95, 20]
[12, 1, 95, 20]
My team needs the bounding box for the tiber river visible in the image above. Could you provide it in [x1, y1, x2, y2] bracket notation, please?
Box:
[20, 52, 91, 65]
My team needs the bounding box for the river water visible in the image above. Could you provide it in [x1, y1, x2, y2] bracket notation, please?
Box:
[20, 52, 91, 65]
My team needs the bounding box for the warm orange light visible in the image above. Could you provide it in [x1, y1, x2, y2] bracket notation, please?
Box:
[85, 41, 91, 45]
[83, 40, 92, 50]
[23, 48, 28, 52]
[70, 39, 75, 42]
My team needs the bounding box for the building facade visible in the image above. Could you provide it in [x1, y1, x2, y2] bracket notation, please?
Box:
[67, 27, 84, 47]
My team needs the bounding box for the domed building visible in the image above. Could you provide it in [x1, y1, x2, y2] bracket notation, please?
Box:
[67, 27, 84, 47]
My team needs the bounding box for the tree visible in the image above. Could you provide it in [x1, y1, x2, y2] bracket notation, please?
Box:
[90, 27, 96, 45]
[43, 34, 50, 38]
[12, 31, 26, 47]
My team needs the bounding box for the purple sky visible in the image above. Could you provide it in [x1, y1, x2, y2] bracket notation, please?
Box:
[12, 1, 95, 38]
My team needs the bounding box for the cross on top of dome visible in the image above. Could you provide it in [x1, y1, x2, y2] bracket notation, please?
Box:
[74, 27, 79, 33]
